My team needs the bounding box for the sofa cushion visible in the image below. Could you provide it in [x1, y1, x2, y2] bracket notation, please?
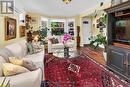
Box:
[25, 51, 44, 68]
[0, 68, 42, 87]
[66, 41, 75, 48]
[51, 42, 75, 49]
[5, 43, 23, 58]
[9, 57, 37, 71]
[26, 42, 34, 55]
[52, 43, 64, 49]
[49, 38, 59, 44]
[22, 59, 37, 71]
[18, 40, 27, 57]
[2, 63, 29, 76]
[0, 56, 6, 77]
[0, 48, 14, 62]
[9, 57, 23, 66]
[57, 36, 63, 43]
[32, 42, 42, 53]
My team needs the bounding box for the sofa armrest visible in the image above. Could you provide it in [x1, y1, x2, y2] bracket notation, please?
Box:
[0, 68, 43, 87]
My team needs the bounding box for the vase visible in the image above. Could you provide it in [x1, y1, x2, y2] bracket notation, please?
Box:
[64, 47, 69, 58]
[103, 51, 107, 62]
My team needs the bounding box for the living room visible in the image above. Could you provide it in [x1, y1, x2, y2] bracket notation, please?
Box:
[0, 0, 130, 87]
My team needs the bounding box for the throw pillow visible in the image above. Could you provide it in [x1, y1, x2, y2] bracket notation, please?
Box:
[26, 42, 34, 55]
[0, 56, 6, 77]
[9, 57, 23, 66]
[53, 38, 59, 44]
[9, 57, 37, 71]
[2, 63, 29, 76]
[32, 42, 42, 53]
[49, 38, 59, 44]
[22, 59, 37, 71]
[0, 48, 14, 62]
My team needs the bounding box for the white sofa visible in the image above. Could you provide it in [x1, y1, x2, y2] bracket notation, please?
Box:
[48, 36, 76, 53]
[0, 40, 44, 87]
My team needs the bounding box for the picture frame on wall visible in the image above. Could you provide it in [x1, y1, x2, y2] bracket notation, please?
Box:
[30, 17, 37, 24]
[68, 22, 74, 27]
[19, 26, 26, 37]
[5, 17, 17, 40]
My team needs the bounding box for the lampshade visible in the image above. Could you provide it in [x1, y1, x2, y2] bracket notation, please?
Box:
[33, 35, 39, 42]
[63, 0, 72, 4]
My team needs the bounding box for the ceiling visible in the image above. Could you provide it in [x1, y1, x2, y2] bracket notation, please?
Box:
[17, 0, 110, 17]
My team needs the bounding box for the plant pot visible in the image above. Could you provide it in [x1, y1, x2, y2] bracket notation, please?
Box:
[103, 52, 107, 61]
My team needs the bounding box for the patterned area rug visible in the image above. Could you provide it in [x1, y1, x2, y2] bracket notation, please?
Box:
[44, 53, 130, 87]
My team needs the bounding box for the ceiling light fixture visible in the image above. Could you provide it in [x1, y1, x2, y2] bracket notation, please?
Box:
[63, 0, 72, 4]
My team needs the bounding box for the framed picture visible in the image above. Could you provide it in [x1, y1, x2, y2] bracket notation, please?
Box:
[68, 22, 74, 27]
[19, 26, 25, 37]
[31, 17, 37, 24]
[5, 17, 16, 40]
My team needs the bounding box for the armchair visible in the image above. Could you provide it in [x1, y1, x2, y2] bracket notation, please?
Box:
[48, 36, 76, 53]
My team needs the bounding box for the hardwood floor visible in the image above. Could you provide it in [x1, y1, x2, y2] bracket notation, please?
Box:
[80, 47, 106, 66]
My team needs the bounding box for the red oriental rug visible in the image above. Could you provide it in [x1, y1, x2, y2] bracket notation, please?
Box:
[44, 54, 130, 87]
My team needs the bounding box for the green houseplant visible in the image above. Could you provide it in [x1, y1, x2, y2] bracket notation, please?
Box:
[39, 27, 48, 44]
[32, 26, 48, 45]
[0, 77, 10, 87]
[88, 34, 107, 61]
[88, 34, 107, 51]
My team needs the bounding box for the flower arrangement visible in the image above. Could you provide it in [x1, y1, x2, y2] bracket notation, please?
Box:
[63, 33, 72, 58]
[63, 33, 72, 47]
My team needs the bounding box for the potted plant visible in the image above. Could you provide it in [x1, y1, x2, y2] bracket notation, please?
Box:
[88, 34, 107, 61]
[0, 77, 10, 87]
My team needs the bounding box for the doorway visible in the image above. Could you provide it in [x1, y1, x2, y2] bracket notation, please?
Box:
[82, 18, 92, 46]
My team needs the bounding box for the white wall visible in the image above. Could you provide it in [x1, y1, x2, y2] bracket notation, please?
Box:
[0, 15, 25, 48]
[79, 2, 111, 46]
[0, 0, 26, 48]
